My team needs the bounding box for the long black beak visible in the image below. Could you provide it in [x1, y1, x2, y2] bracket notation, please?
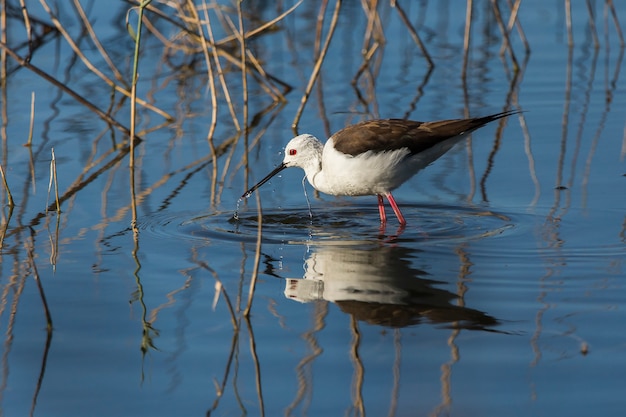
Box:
[241, 163, 287, 199]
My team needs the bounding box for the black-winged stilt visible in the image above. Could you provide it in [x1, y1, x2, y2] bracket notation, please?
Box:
[242, 110, 518, 225]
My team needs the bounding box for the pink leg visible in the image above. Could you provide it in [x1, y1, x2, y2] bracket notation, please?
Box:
[385, 193, 406, 225]
[377, 194, 387, 223]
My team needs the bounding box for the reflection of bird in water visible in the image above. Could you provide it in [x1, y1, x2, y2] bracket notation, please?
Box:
[284, 245, 498, 330]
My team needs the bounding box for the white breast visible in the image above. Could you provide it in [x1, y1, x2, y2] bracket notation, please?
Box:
[310, 136, 467, 196]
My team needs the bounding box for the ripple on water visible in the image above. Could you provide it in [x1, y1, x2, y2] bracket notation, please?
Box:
[140, 203, 520, 247]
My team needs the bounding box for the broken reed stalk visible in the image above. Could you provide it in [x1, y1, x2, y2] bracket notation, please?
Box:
[128, 0, 152, 228]
[18, 0, 32, 56]
[46, 148, 60, 213]
[25, 91, 35, 147]
[0, 164, 14, 207]
[292, 0, 342, 131]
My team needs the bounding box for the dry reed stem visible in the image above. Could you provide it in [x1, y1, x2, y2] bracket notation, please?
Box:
[462, 0, 473, 81]
[26, 235, 53, 331]
[193, 0, 219, 206]
[313, 0, 329, 60]
[349, 316, 365, 416]
[205, 0, 303, 47]
[196, 258, 238, 330]
[25, 91, 35, 147]
[151, 0, 297, 103]
[565, 0, 573, 47]
[351, 41, 380, 85]
[47, 211, 60, 269]
[0, 164, 14, 207]
[361, 0, 384, 54]
[220, 6, 281, 110]
[38, 0, 172, 121]
[492, 0, 519, 72]
[244, 316, 265, 416]
[236, 0, 249, 163]
[500, 0, 529, 55]
[243, 186, 262, 318]
[203, 6, 241, 132]
[0, 41, 138, 141]
[50, 148, 60, 212]
[391, 0, 433, 68]
[585, 0, 600, 49]
[292, 0, 342, 131]
[606, 0, 624, 47]
[71, 0, 128, 88]
[19, 0, 32, 58]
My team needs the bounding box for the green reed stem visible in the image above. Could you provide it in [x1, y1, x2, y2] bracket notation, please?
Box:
[128, 0, 152, 228]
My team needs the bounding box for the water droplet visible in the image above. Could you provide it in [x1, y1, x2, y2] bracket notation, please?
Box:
[234, 199, 242, 221]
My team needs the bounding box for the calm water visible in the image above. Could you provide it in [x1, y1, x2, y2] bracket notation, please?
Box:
[1, 1, 625, 416]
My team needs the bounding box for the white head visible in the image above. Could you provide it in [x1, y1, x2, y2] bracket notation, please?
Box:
[282, 134, 324, 169]
[241, 133, 324, 198]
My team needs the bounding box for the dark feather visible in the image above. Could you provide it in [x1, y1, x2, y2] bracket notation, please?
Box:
[332, 110, 519, 157]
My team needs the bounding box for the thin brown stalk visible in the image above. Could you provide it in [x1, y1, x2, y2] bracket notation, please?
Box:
[492, 0, 519, 72]
[206, 0, 303, 47]
[244, 49, 286, 102]
[349, 316, 365, 417]
[586, 0, 600, 49]
[26, 235, 53, 331]
[71, 0, 128, 88]
[0, 41, 137, 140]
[606, 0, 624, 47]
[190, 0, 219, 206]
[217, 4, 252, 187]
[237, 0, 249, 168]
[461, 0, 474, 84]
[565, 0, 573, 47]
[0, 164, 14, 207]
[391, 0, 433, 68]
[500, 0, 529, 55]
[313, 0, 329, 60]
[205, 7, 241, 132]
[361, 0, 381, 54]
[244, 316, 265, 417]
[47, 210, 60, 269]
[19, 0, 33, 58]
[219, 11, 289, 102]
[51, 148, 60, 212]
[243, 191, 262, 318]
[352, 41, 380, 85]
[25, 91, 35, 147]
[292, 0, 342, 131]
[38, 0, 172, 121]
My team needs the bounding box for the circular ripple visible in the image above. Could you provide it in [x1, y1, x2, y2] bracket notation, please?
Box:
[136, 203, 519, 246]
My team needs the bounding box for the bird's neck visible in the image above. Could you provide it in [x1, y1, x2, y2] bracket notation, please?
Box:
[301, 140, 326, 192]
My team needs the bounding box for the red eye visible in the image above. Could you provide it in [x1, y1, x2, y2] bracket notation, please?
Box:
[289, 149, 297, 156]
